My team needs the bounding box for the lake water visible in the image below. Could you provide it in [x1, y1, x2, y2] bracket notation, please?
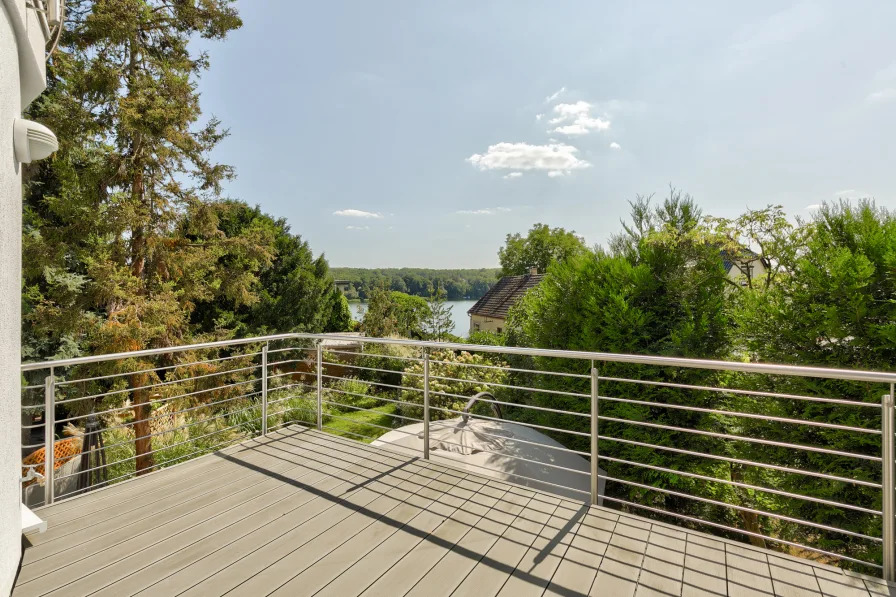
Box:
[351, 299, 478, 337]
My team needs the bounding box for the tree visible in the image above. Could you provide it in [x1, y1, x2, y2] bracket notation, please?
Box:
[706, 205, 806, 290]
[424, 285, 454, 341]
[360, 288, 429, 338]
[327, 294, 353, 333]
[24, 0, 246, 475]
[498, 223, 587, 277]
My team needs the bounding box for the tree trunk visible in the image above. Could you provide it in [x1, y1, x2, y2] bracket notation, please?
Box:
[731, 465, 767, 548]
[131, 374, 155, 475]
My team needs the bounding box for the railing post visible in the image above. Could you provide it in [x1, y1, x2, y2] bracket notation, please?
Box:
[423, 352, 430, 460]
[885, 386, 896, 582]
[590, 363, 599, 506]
[261, 342, 269, 437]
[316, 343, 323, 431]
[44, 368, 55, 506]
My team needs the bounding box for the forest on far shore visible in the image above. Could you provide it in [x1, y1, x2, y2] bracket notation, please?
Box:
[329, 268, 500, 300]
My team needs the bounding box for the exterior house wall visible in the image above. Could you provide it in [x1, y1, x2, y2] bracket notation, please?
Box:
[469, 314, 505, 334]
[0, 5, 23, 592]
[728, 259, 768, 284]
[1, 2, 49, 593]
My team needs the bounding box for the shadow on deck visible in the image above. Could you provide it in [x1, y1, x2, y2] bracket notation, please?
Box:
[13, 427, 895, 597]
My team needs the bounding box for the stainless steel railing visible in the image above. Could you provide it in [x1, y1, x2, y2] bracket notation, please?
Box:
[18, 332, 896, 579]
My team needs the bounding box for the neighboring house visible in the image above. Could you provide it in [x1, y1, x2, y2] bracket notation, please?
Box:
[467, 269, 544, 334]
[333, 279, 352, 294]
[720, 248, 767, 285]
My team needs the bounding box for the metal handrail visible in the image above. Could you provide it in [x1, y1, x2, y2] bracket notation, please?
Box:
[21, 332, 896, 383]
[18, 332, 896, 579]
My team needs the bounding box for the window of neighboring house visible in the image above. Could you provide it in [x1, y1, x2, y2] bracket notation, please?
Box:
[474, 323, 481, 330]
[497, 327, 503, 333]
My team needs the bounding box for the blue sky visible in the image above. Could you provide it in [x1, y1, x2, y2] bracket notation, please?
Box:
[197, 1, 896, 268]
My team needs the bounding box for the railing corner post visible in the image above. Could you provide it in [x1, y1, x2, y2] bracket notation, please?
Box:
[316, 343, 323, 431]
[44, 368, 56, 506]
[884, 385, 896, 582]
[590, 363, 599, 506]
[423, 351, 430, 461]
[261, 342, 269, 437]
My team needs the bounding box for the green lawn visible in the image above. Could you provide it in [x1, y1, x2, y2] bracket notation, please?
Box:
[323, 404, 398, 443]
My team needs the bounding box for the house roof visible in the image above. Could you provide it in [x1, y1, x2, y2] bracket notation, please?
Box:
[719, 248, 760, 274]
[467, 273, 545, 320]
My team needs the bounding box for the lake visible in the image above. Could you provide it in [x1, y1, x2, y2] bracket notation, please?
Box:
[351, 299, 478, 337]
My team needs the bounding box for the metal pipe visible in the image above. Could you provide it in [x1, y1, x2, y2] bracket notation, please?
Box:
[321, 361, 425, 378]
[423, 352, 430, 461]
[597, 393, 881, 434]
[316, 344, 323, 431]
[261, 343, 269, 437]
[598, 495, 880, 570]
[427, 374, 589, 399]
[598, 375, 881, 408]
[21, 333, 299, 371]
[598, 455, 879, 516]
[598, 414, 882, 461]
[291, 334, 896, 384]
[44, 369, 55, 505]
[591, 365, 598, 505]
[884, 387, 895, 581]
[21, 332, 896, 383]
[598, 434, 881, 488]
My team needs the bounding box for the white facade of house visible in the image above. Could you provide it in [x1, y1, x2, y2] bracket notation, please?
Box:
[1, 2, 51, 593]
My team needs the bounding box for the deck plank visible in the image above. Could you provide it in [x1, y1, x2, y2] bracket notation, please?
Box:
[12, 427, 888, 597]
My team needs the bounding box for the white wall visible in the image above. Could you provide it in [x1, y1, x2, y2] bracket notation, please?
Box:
[0, 3, 23, 593]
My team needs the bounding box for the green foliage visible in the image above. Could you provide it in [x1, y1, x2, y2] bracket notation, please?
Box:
[330, 268, 499, 300]
[505, 192, 893, 569]
[498, 223, 587, 278]
[424, 285, 454, 341]
[402, 350, 509, 420]
[360, 287, 430, 338]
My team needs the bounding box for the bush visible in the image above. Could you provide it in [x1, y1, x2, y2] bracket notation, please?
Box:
[401, 350, 509, 420]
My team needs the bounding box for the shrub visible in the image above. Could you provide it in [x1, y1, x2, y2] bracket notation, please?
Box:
[401, 350, 509, 420]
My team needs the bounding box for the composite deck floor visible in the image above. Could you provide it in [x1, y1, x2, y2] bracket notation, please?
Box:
[13, 427, 896, 597]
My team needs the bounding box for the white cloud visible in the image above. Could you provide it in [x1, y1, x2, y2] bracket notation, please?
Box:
[535, 114, 544, 121]
[549, 102, 610, 135]
[456, 207, 513, 215]
[805, 204, 821, 210]
[867, 89, 896, 103]
[609, 142, 621, 149]
[547, 170, 569, 178]
[467, 142, 590, 174]
[833, 189, 855, 196]
[545, 87, 566, 103]
[333, 209, 383, 219]
[503, 172, 523, 179]
[346, 225, 370, 230]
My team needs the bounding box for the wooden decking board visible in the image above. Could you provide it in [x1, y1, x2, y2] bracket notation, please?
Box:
[682, 533, 728, 596]
[178, 444, 460, 596]
[48, 431, 384, 597]
[12, 427, 893, 597]
[265, 470, 474, 596]
[137, 431, 455, 597]
[403, 488, 534, 597]
[133, 456, 384, 596]
[35, 434, 272, 523]
[356, 481, 508, 597]
[15, 436, 339, 595]
[18, 431, 324, 571]
[543, 509, 617, 596]
[25, 435, 312, 551]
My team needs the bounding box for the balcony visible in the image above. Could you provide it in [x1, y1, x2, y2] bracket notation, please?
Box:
[14, 334, 896, 596]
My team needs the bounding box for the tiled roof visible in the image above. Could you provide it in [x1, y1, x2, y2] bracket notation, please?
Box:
[467, 274, 545, 320]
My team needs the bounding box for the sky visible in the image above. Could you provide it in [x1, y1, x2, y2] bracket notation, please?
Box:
[195, 0, 896, 268]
